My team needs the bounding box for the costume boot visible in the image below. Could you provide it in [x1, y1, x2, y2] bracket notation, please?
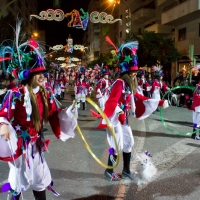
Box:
[191, 128, 196, 139]
[33, 190, 46, 200]
[61, 92, 65, 99]
[104, 154, 119, 181]
[122, 152, 133, 180]
[82, 102, 87, 110]
[12, 193, 21, 200]
[195, 127, 200, 140]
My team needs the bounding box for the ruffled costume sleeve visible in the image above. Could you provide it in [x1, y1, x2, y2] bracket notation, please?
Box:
[47, 90, 78, 141]
[0, 90, 19, 160]
[134, 92, 168, 120]
[104, 79, 123, 117]
[97, 79, 124, 128]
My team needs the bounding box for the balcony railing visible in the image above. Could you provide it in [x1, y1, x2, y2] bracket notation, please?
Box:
[162, 0, 188, 13]
[144, 20, 161, 29]
[132, 1, 155, 14]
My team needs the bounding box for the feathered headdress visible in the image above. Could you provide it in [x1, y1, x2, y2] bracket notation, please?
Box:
[101, 65, 109, 76]
[152, 64, 164, 77]
[0, 18, 46, 80]
[79, 66, 86, 75]
[105, 36, 139, 74]
[138, 67, 145, 76]
[192, 64, 200, 71]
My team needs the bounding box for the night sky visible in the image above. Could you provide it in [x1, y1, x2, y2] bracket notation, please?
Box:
[37, 0, 91, 48]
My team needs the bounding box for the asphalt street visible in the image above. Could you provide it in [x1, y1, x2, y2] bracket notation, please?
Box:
[0, 90, 200, 200]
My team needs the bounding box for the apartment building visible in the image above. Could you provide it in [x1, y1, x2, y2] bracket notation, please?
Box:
[131, 0, 200, 80]
[82, 0, 101, 64]
[83, 0, 200, 82]
[0, 0, 38, 34]
[82, 0, 133, 64]
[161, 0, 200, 78]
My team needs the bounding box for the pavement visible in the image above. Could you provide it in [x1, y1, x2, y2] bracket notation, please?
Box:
[0, 88, 200, 200]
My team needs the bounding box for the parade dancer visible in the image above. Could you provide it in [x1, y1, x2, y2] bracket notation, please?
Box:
[59, 69, 67, 99]
[96, 65, 111, 110]
[137, 68, 146, 95]
[187, 82, 200, 140]
[151, 65, 163, 111]
[95, 40, 168, 181]
[144, 76, 152, 98]
[0, 25, 77, 200]
[53, 69, 62, 100]
[74, 67, 90, 110]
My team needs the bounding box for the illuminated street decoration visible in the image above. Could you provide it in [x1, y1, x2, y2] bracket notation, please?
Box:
[80, 8, 89, 31]
[60, 63, 67, 68]
[73, 45, 88, 51]
[55, 57, 65, 61]
[71, 57, 81, 61]
[30, 8, 121, 30]
[65, 57, 71, 63]
[63, 44, 73, 53]
[65, 8, 89, 30]
[90, 11, 122, 24]
[49, 44, 87, 52]
[65, 9, 83, 28]
[30, 9, 65, 21]
[49, 44, 73, 53]
[55, 57, 81, 62]
[49, 45, 64, 51]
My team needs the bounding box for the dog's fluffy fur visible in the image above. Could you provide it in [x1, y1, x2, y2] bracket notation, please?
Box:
[133, 152, 157, 186]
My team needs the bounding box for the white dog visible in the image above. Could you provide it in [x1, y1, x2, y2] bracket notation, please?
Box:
[133, 151, 157, 186]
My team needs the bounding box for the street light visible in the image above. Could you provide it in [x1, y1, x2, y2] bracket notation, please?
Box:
[33, 32, 38, 37]
[108, 0, 131, 32]
[108, 0, 120, 4]
[31, 31, 39, 39]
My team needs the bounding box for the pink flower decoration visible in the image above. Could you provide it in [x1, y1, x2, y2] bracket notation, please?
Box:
[131, 47, 137, 55]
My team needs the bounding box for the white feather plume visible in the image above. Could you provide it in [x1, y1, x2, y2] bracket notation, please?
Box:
[193, 64, 200, 70]
[119, 41, 139, 53]
[15, 17, 23, 69]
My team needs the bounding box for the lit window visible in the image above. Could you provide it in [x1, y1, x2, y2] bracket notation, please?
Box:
[178, 28, 186, 41]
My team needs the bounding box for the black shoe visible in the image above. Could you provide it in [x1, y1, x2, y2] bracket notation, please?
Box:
[104, 170, 120, 181]
[122, 170, 133, 180]
[33, 190, 46, 200]
[191, 133, 196, 139]
[42, 127, 48, 132]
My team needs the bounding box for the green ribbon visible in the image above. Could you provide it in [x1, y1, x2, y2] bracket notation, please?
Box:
[160, 86, 197, 136]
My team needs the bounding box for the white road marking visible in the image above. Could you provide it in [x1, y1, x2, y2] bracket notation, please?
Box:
[115, 114, 198, 199]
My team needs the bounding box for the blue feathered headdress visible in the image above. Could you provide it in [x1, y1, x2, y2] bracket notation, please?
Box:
[0, 18, 46, 80]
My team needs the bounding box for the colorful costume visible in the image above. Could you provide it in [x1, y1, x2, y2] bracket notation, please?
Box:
[189, 83, 200, 140]
[96, 39, 168, 181]
[137, 68, 146, 95]
[53, 69, 62, 100]
[96, 65, 111, 110]
[0, 22, 78, 199]
[75, 67, 90, 110]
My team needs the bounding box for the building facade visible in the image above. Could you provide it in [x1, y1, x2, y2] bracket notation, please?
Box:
[83, 0, 200, 83]
[82, 0, 133, 65]
[0, 0, 38, 34]
[130, 0, 200, 82]
[82, 0, 101, 64]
